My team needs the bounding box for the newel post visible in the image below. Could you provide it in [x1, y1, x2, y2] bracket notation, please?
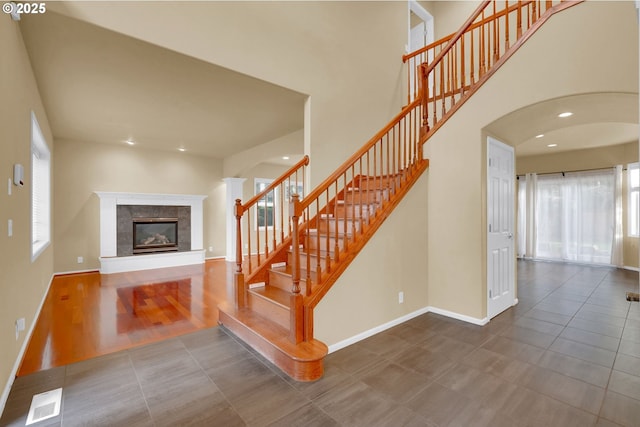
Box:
[419, 63, 430, 138]
[234, 199, 246, 308]
[289, 194, 304, 343]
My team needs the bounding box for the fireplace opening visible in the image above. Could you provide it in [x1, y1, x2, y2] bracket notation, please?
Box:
[133, 218, 178, 254]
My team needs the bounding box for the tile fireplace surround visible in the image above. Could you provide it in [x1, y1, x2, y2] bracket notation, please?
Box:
[95, 192, 207, 274]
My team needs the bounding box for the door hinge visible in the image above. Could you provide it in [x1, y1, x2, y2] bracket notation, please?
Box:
[489, 290, 492, 298]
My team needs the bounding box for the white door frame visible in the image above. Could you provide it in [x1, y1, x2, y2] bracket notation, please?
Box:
[487, 136, 517, 319]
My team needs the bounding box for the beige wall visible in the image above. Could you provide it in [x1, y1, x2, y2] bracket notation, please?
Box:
[425, 1, 638, 320]
[0, 15, 55, 404]
[48, 1, 408, 186]
[431, 1, 481, 39]
[53, 140, 226, 272]
[517, 142, 640, 269]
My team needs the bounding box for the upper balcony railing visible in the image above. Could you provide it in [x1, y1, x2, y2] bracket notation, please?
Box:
[404, 1, 575, 106]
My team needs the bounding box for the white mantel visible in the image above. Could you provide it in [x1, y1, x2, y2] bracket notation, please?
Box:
[95, 192, 207, 274]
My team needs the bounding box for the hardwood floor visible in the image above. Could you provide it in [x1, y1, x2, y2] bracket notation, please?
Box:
[18, 259, 235, 376]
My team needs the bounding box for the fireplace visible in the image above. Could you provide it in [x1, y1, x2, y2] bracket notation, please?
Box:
[96, 192, 206, 274]
[132, 217, 178, 254]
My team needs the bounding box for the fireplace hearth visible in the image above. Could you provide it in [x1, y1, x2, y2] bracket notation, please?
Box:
[133, 217, 178, 254]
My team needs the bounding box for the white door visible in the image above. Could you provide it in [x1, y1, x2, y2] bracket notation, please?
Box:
[487, 137, 516, 319]
[409, 22, 427, 101]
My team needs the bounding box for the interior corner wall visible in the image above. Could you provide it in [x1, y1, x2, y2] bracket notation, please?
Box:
[53, 140, 226, 272]
[425, 1, 638, 320]
[0, 14, 55, 410]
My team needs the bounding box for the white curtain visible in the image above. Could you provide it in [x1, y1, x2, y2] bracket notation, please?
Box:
[517, 176, 527, 258]
[534, 169, 615, 264]
[611, 165, 624, 267]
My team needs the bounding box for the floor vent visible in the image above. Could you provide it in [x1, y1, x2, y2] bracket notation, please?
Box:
[26, 388, 62, 425]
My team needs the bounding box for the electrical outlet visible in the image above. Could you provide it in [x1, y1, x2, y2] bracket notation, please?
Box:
[77, 256, 84, 264]
[398, 291, 404, 304]
[15, 317, 25, 340]
[208, 246, 213, 252]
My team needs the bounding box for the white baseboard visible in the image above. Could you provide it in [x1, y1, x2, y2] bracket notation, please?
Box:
[1, 273, 55, 416]
[328, 307, 430, 353]
[623, 265, 640, 272]
[427, 306, 489, 326]
[327, 305, 490, 353]
[53, 268, 99, 276]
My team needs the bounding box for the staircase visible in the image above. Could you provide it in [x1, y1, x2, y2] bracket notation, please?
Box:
[218, 0, 583, 381]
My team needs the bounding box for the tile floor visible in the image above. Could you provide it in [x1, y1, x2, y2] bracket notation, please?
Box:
[1, 260, 640, 426]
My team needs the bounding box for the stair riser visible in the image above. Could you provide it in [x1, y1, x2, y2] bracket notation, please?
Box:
[307, 235, 346, 253]
[358, 176, 402, 188]
[248, 292, 290, 330]
[317, 218, 361, 234]
[341, 190, 387, 204]
[289, 251, 329, 272]
[268, 271, 312, 293]
[334, 204, 374, 219]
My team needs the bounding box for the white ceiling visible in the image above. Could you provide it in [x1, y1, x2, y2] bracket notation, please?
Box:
[486, 93, 638, 157]
[18, 11, 306, 159]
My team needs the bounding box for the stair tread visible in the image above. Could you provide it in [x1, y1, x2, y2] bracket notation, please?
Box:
[218, 302, 328, 362]
[249, 285, 291, 309]
[271, 265, 319, 282]
[307, 229, 353, 237]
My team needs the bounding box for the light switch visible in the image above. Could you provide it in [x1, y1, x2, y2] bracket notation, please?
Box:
[8, 219, 12, 237]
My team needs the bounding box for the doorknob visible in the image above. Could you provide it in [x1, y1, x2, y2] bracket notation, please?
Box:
[507, 233, 513, 239]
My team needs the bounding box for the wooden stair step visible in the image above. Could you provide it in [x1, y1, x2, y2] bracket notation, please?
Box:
[306, 230, 351, 254]
[270, 265, 319, 289]
[342, 188, 389, 203]
[249, 285, 291, 309]
[248, 285, 291, 329]
[218, 302, 328, 382]
[334, 201, 376, 219]
[317, 217, 362, 233]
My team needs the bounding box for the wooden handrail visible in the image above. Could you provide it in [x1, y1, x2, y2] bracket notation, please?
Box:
[239, 155, 309, 214]
[417, 0, 581, 133]
[301, 98, 420, 206]
[233, 153, 310, 305]
[403, 1, 575, 105]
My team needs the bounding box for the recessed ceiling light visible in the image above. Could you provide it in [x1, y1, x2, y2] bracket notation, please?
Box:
[535, 134, 544, 139]
[125, 139, 135, 146]
[558, 112, 573, 118]
[547, 143, 558, 148]
[282, 156, 290, 160]
[178, 147, 186, 152]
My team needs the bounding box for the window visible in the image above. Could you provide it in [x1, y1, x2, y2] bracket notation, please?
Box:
[31, 112, 51, 261]
[535, 170, 615, 264]
[629, 162, 639, 237]
[255, 178, 274, 229]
